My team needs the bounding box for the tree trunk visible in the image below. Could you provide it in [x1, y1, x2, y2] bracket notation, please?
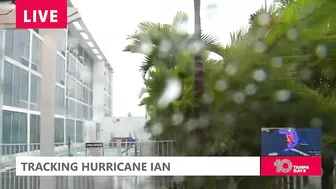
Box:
[193, 0, 205, 154]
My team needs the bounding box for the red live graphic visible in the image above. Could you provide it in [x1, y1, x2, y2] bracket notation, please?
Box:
[261, 156, 321, 176]
[15, 0, 67, 29]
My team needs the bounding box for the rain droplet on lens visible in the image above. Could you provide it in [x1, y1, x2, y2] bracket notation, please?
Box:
[271, 57, 283, 68]
[157, 78, 182, 109]
[215, 79, 228, 92]
[287, 28, 298, 41]
[254, 41, 266, 53]
[257, 12, 270, 26]
[316, 44, 327, 58]
[245, 84, 257, 95]
[252, 69, 267, 82]
[172, 113, 184, 125]
[151, 123, 163, 136]
[233, 92, 245, 104]
[206, 3, 218, 19]
[139, 41, 153, 55]
[225, 63, 237, 76]
[274, 89, 291, 101]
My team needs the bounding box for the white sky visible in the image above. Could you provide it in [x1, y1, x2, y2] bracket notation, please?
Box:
[71, 0, 267, 116]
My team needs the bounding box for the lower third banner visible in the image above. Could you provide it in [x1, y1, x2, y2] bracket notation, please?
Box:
[261, 156, 321, 176]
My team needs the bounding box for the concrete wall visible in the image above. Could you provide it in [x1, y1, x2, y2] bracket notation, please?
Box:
[100, 116, 150, 143]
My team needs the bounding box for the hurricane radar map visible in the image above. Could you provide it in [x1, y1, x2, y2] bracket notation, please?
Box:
[261, 127, 321, 156]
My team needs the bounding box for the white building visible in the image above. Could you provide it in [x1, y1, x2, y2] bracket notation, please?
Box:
[0, 0, 113, 154]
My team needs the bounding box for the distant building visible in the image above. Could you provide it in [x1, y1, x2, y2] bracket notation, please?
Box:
[0, 0, 113, 149]
[101, 116, 150, 143]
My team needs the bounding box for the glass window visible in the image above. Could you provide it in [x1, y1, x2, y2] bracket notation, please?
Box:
[12, 65, 20, 107]
[55, 86, 65, 115]
[3, 62, 13, 106]
[75, 121, 83, 142]
[5, 30, 30, 67]
[57, 30, 66, 55]
[30, 74, 41, 111]
[77, 46, 84, 64]
[66, 99, 76, 118]
[5, 30, 14, 59]
[32, 35, 42, 72]
[2, 111, 27, 144]
[76, 62, 82, 80]
[30, 114, 40, 144]
[83, 105, 88, 120]
[76, 102, 83, 118]
[3, 62, 29, 109]
[20, 69, 29, 108]
[83, 87, 88, 104]
[89, 107, 93, 120]
[77, 83, 83, 101]
[56, 55, 65, 84]
[89, 91, 93, 106]
[67, 55, 77, 78]
[66, 119, 75, 142]
[21, 30, 30, 63]
[55, 118, 64, 143]
[66, 76, 76, 98]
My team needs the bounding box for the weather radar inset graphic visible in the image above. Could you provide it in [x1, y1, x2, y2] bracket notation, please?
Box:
[261, 127, 321, 156]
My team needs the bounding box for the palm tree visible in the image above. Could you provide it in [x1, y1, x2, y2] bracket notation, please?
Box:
[193, 0, 205, 153]
[124, 11, 223, 79]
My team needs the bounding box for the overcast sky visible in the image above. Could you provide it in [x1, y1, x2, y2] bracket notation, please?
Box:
[71, 0, 268, 117]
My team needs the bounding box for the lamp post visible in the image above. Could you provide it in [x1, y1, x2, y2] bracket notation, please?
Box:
[0, 5, 80, 189]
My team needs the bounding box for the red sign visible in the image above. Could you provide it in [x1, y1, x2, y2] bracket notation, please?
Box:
[261, 156, 321, 176]
[15, 0, 67, 28]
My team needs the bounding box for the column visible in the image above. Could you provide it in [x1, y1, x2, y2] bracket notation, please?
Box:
[92, 60, 105, 140]
[0, 30, 5, 156]
[39, 29, 57, 189]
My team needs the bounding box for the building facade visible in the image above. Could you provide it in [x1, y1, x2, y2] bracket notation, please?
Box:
[1, 21, 113, 150]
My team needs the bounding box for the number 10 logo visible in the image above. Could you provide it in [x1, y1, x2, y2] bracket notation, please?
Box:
[274, 159, 292, 173]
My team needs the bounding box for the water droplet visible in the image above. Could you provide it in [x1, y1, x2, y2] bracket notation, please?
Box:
[215, 80, 228, 92]
[252, 69, 267, 82]
[254, 41, 266, 53]
[202, 91, 213, 104]
[188, 40, 204, 54]
[175, 21, 189, 34]
[206, 3, 218, 19]
[151, 123, 163, 135]
[172, 112, 184, 125]
[316, 44, 327, 58]
[233, 92, 245, 104]
[274, 89, 291, 101]
[157, 78, 182, 109]
[186, 119, 197, 131]
[257, 12, 270, 26]
[245, 84, 257, 95]
[287, 28, 298, 41]
[271, 57, 283, 68]
[139, 41, 153, 55]
[159, 40, 172, 57]
[225, 63, 237, 76]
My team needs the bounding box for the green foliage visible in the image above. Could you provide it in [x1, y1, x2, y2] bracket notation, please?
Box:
[125, 0, 336, 188]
